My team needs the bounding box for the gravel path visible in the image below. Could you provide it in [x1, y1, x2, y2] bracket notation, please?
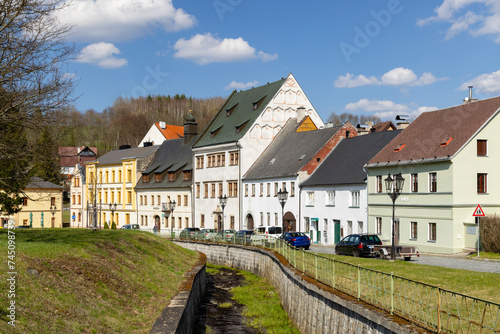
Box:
[308, 245, 500, 274]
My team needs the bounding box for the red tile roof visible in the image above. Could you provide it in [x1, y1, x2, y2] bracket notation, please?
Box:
[156, 123, 184, 140]
[366, 96, 500, 167]
[59, 147, 97, 167]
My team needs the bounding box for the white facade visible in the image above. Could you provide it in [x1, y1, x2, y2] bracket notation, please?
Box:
[70, 165, 87, 228]
[300, 184, 368, 245]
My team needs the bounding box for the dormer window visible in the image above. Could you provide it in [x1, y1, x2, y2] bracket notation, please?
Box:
[210, 125, 223, 138]
[440, 137, 453, 147]
[252, 96, 265, 110]
[235, 120, 249, 133]
[394, 144, 406, 152]
[155, 174, 162, 182]
[253, 102, 258, 110]
[226, 103, 238, 116]
[183, 170, 192, 181]
[142, 175, 149, 183]
[168, 172, 175, 182]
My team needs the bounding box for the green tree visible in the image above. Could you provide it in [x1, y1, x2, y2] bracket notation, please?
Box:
[103, 221, 109, 229]
[111, 221, 117, 230]
[31, 126, 62, 185]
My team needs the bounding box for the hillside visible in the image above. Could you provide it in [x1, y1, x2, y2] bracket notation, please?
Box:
[0, 229, 198, 333]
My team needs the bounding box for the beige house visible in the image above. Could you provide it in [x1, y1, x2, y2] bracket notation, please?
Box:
[7, 177, 63, 228]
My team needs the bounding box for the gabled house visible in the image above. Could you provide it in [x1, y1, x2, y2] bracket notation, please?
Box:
[138, 122, 184, 147]
[85, 145, 159, 228]
[242, 116, 357, 232]
[4, 177, 63, 228]
[59, 146, 97, 177]
[365, 96, 500, 254]
[135, 115, 198, 234]
[300, 130, 401, 245]
[192, 74, 324, 231]
[69, 164, 87, 228]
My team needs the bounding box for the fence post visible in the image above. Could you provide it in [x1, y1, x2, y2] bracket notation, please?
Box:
[302, 250, 305, 272]
[357, 266, 361, 300]
[315, 255, 318, 280]
[437, 284, 441, 333]
[294, 246, 296, 268]
[332, 259, 335, 289]
[390, 272, 394, 315]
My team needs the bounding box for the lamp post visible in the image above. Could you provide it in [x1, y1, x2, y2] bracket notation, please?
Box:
[168, 200, 176, 238]
[161, 202, 171, 235]
[219, 195, 228, 240]
[385, 173, 405, 261]
[277, 188, 288, 234]
[50, 205, 57, 228]
[109, 202, 117, 227]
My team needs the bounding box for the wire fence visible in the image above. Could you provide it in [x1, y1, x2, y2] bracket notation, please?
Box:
[176, 234, 500, 334]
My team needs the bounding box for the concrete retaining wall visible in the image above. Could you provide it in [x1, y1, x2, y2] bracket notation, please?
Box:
[174, 242, 426, 334]
[150, 253, 207, 334]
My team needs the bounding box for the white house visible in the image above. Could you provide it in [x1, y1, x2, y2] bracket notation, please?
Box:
[69, 164, 87, 228]
[138, 122, 184, 147]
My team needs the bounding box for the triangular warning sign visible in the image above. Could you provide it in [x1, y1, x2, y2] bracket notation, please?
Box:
[473, 204, 485, 217]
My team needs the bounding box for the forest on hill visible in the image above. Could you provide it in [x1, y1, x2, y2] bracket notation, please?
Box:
[55, 94, 226, 154]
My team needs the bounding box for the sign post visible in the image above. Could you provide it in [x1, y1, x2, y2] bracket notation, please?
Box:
[473, 205, 485, 257]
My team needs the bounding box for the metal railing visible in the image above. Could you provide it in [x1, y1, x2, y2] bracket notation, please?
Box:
[175, 234, 500, 334]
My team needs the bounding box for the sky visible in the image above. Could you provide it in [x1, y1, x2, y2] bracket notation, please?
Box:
[60, 0, 500, 122]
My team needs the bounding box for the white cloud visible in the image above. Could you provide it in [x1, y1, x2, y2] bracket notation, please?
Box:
[173, 33, 278, 65]
[335, 67, 444, 88]
[459, 69, 500, 94]
[344, 99, 437, 120]
[57, 0, 196, 42]
[225, 80, 260, 91]
[76, 42, 127, 69]
[417, 0, 500, 42]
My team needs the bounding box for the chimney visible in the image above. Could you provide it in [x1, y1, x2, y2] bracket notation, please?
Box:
[296, 106, 306, 123]
[183, 112, 198, 144]
[463, 86, 478, 104]
[119, 145, 131, 150]
[159, 121, 166, 129]
[356, 123, 370, 135]
[395, 114, 410, 130]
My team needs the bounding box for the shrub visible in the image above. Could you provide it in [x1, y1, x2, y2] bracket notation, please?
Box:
[480, 215, 500, 253]
[103, 221, 109, 229]
[111, 221, 117, 230]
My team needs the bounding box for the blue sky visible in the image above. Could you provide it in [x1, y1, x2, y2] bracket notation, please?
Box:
[61, 0, 500, 122]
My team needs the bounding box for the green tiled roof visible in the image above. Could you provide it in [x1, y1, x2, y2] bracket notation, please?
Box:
[193, 78, 286, 148]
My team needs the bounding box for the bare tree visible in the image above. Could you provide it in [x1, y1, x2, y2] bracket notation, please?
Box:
[0, 0, 76, 214]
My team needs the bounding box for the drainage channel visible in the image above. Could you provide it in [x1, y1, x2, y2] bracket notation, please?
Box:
[193, 267, 259, 334]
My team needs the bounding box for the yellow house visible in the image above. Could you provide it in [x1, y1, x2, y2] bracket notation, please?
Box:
[7, 177, 63, 228]
[84, 145, 159, 228]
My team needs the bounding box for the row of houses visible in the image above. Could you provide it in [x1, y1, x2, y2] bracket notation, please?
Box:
[64, 73, 500, 254]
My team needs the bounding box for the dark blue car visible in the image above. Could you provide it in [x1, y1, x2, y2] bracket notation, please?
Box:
[280, 232, 310, 250]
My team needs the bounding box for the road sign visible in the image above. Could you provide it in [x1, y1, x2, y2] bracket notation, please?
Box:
[473, 204, 485, 217]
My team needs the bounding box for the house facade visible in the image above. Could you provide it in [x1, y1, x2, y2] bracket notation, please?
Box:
[192, 74, 324, 231]
[85, 145, 159, 228]
[365, 96, 500, 254]
[242, 117, 357, 234]
[69, 164, 87, 228]
[301, 131, 401, 245]
[138, 122, 184, 147]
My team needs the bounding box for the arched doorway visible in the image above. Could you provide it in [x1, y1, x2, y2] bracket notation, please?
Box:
[246, 214, 254, 230]
[154, 215, 160, 231]
[283, 211, 296, 232]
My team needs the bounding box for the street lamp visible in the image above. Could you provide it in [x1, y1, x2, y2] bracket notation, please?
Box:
[385, 173, 405, 261]
[219, 195, 228, 240]
[277, 188, 288, 234]
[109, 202, 117, 227]
[50, 205, 57, 228]
[168, 200, 176, 238]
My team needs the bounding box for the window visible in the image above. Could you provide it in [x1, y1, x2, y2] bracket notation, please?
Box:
[260, 183, 263, 197]
[185, 217, 189, 228]
[184, 195, 188, 206]
[196, 183, 200, 198]
[260, 212, 263, 225]
[376, 217, 382, 234]
[72, 195, 75, 205]
[183, 171, 192, 181]
[275, 213, 278, 225]
[429, 173, 437, 192]
[358, 221, 363, 233]
[251, 184, 255, 197]
[229, 151, 239, 166]
[274, 183, 278, 196]
[282, 182, 286, 192]
[127, 169, 132, 182]
[347, 221, 352, 235]
[177, 195, 181, 206]
[51, 197, 56, 206]
[196, 156, 204, 169]
[158, 195, 161, 205]
[200, 214, 205, 228]
[178, 217, 182, 229]
[143, 194, 146, 205]
[350, 191, 360, 207]
[245, 184, 249, 197]
[306, 192, 315, 206]
[230, 216, 235, 229]
[218, 182, 223, 197]
[204, 184, 208, 198]
[429, 223, 436, 241]
[168, 172, 175, 182]
[22, 198, 28, 206]
[112, 171, 115, 183]
[477, 173, 487, 193]
[290, 182, 295, 197]
[326, 191, 335, 206]
[228, 181, 238, 197]
[140, 196, 143, 205]
[411, 174, 418, 192]
[78, 195, 81, 205]
[267, 183, 271, 197]
[155, 173, 162, 182]
[376, 175, 382, 193]
[151, 195, 154, 206]
[105, 171, 109, 183]
[127, 191, 132, 204]
[211, 183, 216, 198]
[118, 170, 122, 182]
[207, 153, 225, 167]
[477, 139, 487, 156]
[410, 222, 418, 239]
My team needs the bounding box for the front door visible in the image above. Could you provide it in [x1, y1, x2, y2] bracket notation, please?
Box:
[334, 220, 341, 244]
[246, 214, 254, 230]
[155, 216, 160, 231]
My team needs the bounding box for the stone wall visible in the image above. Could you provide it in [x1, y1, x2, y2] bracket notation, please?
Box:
[174, 242, 425, 334]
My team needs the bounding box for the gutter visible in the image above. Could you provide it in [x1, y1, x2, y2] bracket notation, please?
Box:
[365, 156, 451, 168]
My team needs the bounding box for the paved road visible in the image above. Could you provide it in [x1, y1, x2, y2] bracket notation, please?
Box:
[308, 245, 500, 274]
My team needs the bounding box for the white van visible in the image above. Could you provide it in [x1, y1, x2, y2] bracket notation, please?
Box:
[251, 226, 282, 245]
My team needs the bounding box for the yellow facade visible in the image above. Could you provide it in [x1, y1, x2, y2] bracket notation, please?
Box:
[10, 185, 63, 228]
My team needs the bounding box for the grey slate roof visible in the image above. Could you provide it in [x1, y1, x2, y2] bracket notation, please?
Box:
[243, 119, 342, 181]
[89, 146, 160, 165]
[193, 78, 286, 149]
[301, 130, 401, 187]
[135, 137, 197, 190]
[26, 177, 64, 190]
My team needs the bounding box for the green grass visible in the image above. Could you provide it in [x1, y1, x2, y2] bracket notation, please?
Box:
[220, 266, 300, 334]
[0, 229, 198, 333]
[469, 251, 500, 260]
[312, 252, 500, 304]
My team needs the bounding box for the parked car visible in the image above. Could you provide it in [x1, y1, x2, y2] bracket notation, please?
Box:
[120, 224, 140, 230]
[179, 227, 201, 239]
[334, 234, 382, 257]
[251, 226, 282, 245]
[215, 229, 236, 241]
[195, 228, 217, 240]
[279, 232, 310, 250]
[15, 225, 32, 229]
[233, 230, 254, 244]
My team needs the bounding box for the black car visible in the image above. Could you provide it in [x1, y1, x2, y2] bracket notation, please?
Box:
[335, 234, 382, 257]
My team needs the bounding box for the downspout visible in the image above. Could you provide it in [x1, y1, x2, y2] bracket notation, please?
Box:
[237, 141, 242, 230]
[298, 185, 302, 232]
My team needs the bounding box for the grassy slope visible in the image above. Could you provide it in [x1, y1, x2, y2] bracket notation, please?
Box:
[0, 229, 198, 333]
